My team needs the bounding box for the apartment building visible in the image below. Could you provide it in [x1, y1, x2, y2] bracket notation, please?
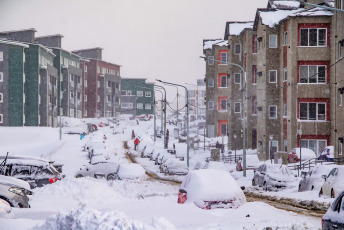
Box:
[254, 2, 333, 160]
[120, 78, 154, 117]
[186, 79, 206, 120]
[331, 0, 344, 158]
[72, 48, 121, 118]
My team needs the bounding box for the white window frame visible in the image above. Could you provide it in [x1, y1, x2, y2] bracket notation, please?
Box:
[208, 101, 214, 110]
[234, 73, 241, 84]
[283, 104, 287, 117]
[339, 138, 343, 156]
[208, 78, 214, 87]
[0, 72, 3, 82]
[284, 32, 288, 45]
[0, 93, 3, 102]
[145, 104, 151, 110]
[0, 52, 3, 61]
[299, 102, 326, 121]
[283, 68, 287, 82]
[269, 105, 277, 119]
[137, 91, 143, 97]
[234, 102, 241, 113]
[145, 91, 152, 97]
[84, 95, 87, 102]
[208, 56, 214, 65]
[234, 43, 241, 55]
[269, 34, 278, 48]
[269, 70, 277, 83]
[0, 114, 3, 123]
[339, 41, 343, 59]
[339, 90, 343, 107]
[219, 52, 227, 64]
[299, 65, 326, 84]
[300, 28, 327, 47]
[137, 103, 143, 109]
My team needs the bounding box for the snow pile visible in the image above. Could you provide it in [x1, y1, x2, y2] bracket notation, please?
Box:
[228, 22, 253, 36]
[30, 205, 175, 230]
[182, 169, 246, 207]
[117, 163, 146, 180]
[291, 148, 316, 160]
[265, 165, 296, 182]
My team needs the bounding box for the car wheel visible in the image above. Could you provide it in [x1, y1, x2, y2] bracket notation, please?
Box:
[252, 178, 256, 186]
[107, 174, 116, 181]
[75, 174, 83, 178]
[319, 188, 323, 197]
[263, 182, 268, 191]
[331, 189, 335, 198]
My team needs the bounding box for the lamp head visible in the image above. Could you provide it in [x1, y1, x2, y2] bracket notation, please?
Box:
[199, 56, 207, 61]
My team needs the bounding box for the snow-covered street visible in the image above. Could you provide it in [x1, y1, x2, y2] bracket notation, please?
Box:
[0, 117, 325, 229]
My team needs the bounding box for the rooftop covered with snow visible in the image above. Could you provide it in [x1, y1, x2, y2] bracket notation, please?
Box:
[225, 21, 254, 38]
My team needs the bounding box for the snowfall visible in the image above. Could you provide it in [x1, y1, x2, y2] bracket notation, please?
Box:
[0, 115, 335, 230]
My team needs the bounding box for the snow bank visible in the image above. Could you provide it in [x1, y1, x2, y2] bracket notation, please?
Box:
[30, 205, 175, 230]
[117, 163, 146, 180]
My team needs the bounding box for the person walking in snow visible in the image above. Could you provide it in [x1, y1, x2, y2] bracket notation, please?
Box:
[134, 137, 140, 150]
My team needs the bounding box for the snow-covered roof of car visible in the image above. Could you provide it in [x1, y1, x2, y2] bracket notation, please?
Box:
[291, 148, 316, 159]
[90, 155, 108, 165]
[117, 163, 145, 180]
[0, 175, 31, 191]
[181, 169, 245, 205]
[0, 155, 52, 167]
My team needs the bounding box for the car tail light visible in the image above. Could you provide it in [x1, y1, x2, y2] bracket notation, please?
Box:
[321, 218, 323, 228]
[49, 178, 58, 183]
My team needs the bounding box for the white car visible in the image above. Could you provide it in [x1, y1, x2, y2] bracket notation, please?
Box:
[202, 161, 230, 172]
[288, 148, 317, 163]
[163, 159, 189, 176]
[117, 163, 145, 180]
[178, 169, 246, 209]
[319, 166, 344, 198]
[0, 175, 33, 208]
[298, 165, 332, 192]
[75, 159, 119, 180]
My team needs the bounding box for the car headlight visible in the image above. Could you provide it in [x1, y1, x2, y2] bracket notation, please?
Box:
[9, 187, 26, 196]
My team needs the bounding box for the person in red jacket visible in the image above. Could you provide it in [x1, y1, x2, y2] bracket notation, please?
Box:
[134, 137, 140, 150]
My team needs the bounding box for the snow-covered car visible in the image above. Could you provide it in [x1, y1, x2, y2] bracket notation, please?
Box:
[178, 169, 246, 209]
[319, 166, 344, 198]
[322, 190, 344, 229]
[0, 155, 63, 189]
[117, 163, 145, 180]
[288, 148, 316, 163]
[150, 151, 160, 162]
[298, 165, 333, 192]
[0, 175, 33, 208]
[202, 161, 230, 172]
[75, 159, 119, 181]
[0, 198, 14, 218]
[141, 146, 154, 158]
[252, 164, 296, 191]
[164, 159, 189, 176]
[87, 143, 106, 159]
[159, 157, 178, 173]
[317, 146, 334, 162]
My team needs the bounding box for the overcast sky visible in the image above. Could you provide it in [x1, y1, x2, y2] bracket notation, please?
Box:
[0, 0, 267, 102]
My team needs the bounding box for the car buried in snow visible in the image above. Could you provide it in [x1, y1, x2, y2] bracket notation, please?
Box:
[317, 146, 334, 162]
[319, 166, 344, 198]
[0, 175, 33, 208]
[287, 148, 316, 163]
[0, 155, 63, 189]
[178, 169, 246, 209]
[252, 164, 297, 191]
[75, 155, 119, 180]
[322, 190, 344, 229]
[163, 159, 188, 176]
[298, 165, 332, 192]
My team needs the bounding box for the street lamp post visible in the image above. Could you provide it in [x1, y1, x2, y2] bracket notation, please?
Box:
[154, 85, 167, 149]
[200, 56, 247, 177]
[157, 79, 190, 167]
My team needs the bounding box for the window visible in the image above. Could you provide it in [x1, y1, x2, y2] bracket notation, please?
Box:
[219, 75, 227, 88]
[284, 32, 288, 45]
[252, 35, 257, 53]
[102, 67, 107, 74]
[269, 105, 277, 119]
[234, 102, 241, 113]
[97, 81, 100, 88]
[208, 56, 214, 65]
[121, 90, 127, 96]
[0, 52, 3, 61]
[0, 114, 3, 123]
[0, 93, 2, 102]
[84, 95, 87, 101]
[137, 103, 143, 109]
[137, 91, 143, 97]
[218, 51, 228, 64]
[208, 101, 214, 110]
[284, 140, 288, 152]
[107, 81, 111, 88]
[208, 78, 214, 87]
[0, 72, 3, 82]
[300, 28, 327, 47]
[107, 95, 111, 102]
[234, 73, 241, 84]
[121, 103, 129, 108]
[219, 98, 227, 111]
[97, 95, 100, 102]
[339, 88, 343, 106]
[97, 66, 100, 73]
[84, 80, 87, 87]
[234, 43, 241, 55]
[300, 139, 327, 155]
[252, 65, 257, 84]
[84, 65, 87, 72]
[129, 103, 133, 108]
[252, 96, 257, 115]
[299, 102, 326, 121]
[127, 91, 131, 95]
[145, 104, 151, 110]
[220, 123, 228, 136]
[299, 65, 326, 83]
[339, 41, 343, 59]
[269, 35, 277, 48]
[339, 138, 343, 156]
[70, 90, 74, 98]
[283, 68, 287, 82]
[145, 91, 151, 97]
[283, 104, 287, 117]
[269, 70, 277, 83]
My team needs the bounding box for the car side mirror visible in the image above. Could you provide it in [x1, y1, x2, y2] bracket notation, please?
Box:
[179, 188, 187, 194]
[321, 175, 327, 181]
[240, 186, 245, 190]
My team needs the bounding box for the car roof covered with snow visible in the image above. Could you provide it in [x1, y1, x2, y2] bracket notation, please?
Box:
[290, 148, 316, 159]
[0, 155, 52, 167]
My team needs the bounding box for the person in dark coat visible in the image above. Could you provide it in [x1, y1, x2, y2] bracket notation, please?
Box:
[131, 130, 135, 139]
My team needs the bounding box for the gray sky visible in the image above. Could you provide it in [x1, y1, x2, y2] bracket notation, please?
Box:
[0, 0, 267, 102]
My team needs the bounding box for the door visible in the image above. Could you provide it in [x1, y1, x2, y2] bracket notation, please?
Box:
[208, 125, 214, 138]
[252, 129, 257, 149]
[269, 141, 279, 160]
[220, 124, 228, 136]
